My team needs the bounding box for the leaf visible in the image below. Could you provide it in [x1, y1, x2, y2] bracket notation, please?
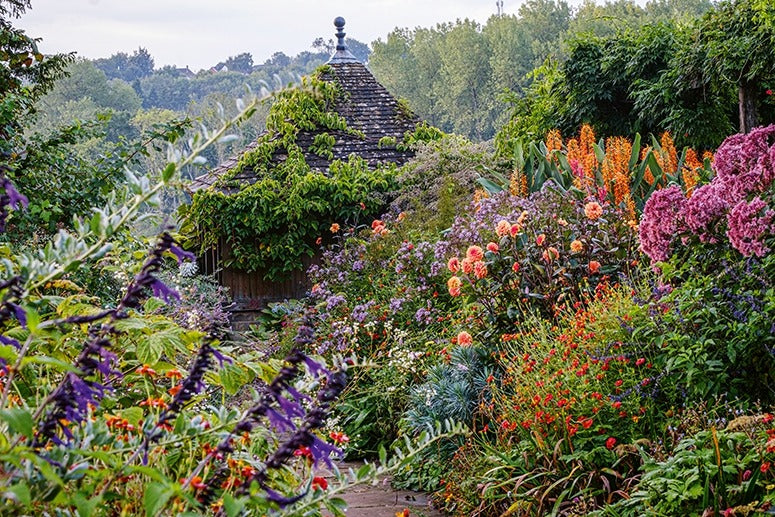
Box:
[73, 493, 102, 517]
[161, 163, 176, 183]
[0, 408, 33, 437]
[4, 481, 30, 506]
[144, 482, 173, 517]
[221, 493, 245, 517]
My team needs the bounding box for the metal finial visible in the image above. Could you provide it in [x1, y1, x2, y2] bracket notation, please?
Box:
[328, 16, 359, 64]
[334, 17, 347, 51]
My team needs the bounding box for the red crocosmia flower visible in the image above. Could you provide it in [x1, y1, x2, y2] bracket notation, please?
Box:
[329, 431, 350, 445]
[581, 418, 593, 429]
[605, 437, 617, 449]
[612, 401, 622, 409]
[762, 461, 771, 473]
[614, 379, 623, 387]
[312, 476, 329, 491]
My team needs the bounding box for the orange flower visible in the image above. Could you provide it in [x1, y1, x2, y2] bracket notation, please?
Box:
[486, 242, 499, 253]
[660, 131, 678, 174]
[495, 219, 511, 237]
[536, 234, 546, 246]
[473, 261, 488, 279]
[140, 397, 168, 408]
[545, 129, 563, 161]
[397, 212, 406, 221]
[168, 384, 182, 396]
[457, 331, 473, 346]
[315, 237, 322, 245]
[466, 245, 484, 262]
[330, 223, 340, 233]
[165, 369, 183, 380]
[447, 257, 460, 273]
[137, 364, 156, 377]
[461, 258, 474, 274]
[447, 276, 462, 297]
[584, 201, 603, 220]
[570, 240, 583, 253]
[396, 510, 410, 517]
[542, 247, 559, 263]
[589, 260, 601, 274]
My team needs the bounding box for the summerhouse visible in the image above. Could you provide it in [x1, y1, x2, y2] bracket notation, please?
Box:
[188, 18, 421, 327]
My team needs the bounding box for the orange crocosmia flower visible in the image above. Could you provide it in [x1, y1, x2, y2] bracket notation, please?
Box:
[457, 331, 473, 346]
[584, 201, 603, 220]
[588, 260, 601, 274]
[570, 240, 583, 253]
[330, 223, 340, 233]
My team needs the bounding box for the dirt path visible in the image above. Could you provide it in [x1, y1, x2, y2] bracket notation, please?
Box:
[325, 462, 445, 517]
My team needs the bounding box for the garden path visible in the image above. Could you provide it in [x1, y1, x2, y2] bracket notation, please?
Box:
[324, 462, 445, 517]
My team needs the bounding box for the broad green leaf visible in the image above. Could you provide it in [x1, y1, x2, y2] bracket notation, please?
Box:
[144, 482, 173, 517]
[0, 408, 33, 437]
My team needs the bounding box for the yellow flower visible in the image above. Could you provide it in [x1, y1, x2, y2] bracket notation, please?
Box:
[330, 223, 340, 233]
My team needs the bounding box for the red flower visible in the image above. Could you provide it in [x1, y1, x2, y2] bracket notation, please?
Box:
[767, 89, 773, 95]
[605, 437, 617, 450]
[329, 431, 350, 445]
[294, 446, 313, 460]
[761, 461, 771, 473]
[635, 357, 646, 366]
[312, 476, 328, 491]
[137, 364, 157, 377]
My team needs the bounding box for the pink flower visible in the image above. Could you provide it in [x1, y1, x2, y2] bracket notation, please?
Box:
[510, 223, 521, 237]
[473, 261, 488, 279]
[447, 257, 460, 273]
[639, 185, 686, 263]
[713, 125, 775, 204]
[486, 242, 499, 253]
[461, 258, 474, 274]
[726, 197, 775, 257]
[536, 234, 546, 246]
[457, 331, 473, 346]
[584, 201, 603, 220]
[495, 219, 511, 237]
[466, 245, 484, 262]
[680, 183, 727, 243]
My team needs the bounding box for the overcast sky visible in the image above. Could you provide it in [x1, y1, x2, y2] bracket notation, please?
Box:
[17, 0, 532, 71]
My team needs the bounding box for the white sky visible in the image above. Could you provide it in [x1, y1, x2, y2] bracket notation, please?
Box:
[17, 0, 529, 71]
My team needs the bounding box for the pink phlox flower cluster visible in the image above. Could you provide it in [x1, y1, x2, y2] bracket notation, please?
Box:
[726, 197, 775, 257]
[680, 183, 727, 243]
[639, 185, 686, 263]
[714, 125, 775, 204]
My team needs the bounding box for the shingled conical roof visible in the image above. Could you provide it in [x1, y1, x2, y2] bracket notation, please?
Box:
[190, 17, 419, 192]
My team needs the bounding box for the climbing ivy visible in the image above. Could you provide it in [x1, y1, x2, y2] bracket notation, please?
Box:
[181, 66, 397, 280]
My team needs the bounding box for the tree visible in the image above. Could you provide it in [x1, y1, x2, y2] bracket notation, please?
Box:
[224, 52, 254, 74]
[685, 0, 775, 132]
[94, 47, 154, 82]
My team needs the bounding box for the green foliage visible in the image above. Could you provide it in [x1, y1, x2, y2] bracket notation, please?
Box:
[183, 69, 398, 280]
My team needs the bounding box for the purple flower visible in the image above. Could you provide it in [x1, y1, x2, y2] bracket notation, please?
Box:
[680, 183, 727, 243]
